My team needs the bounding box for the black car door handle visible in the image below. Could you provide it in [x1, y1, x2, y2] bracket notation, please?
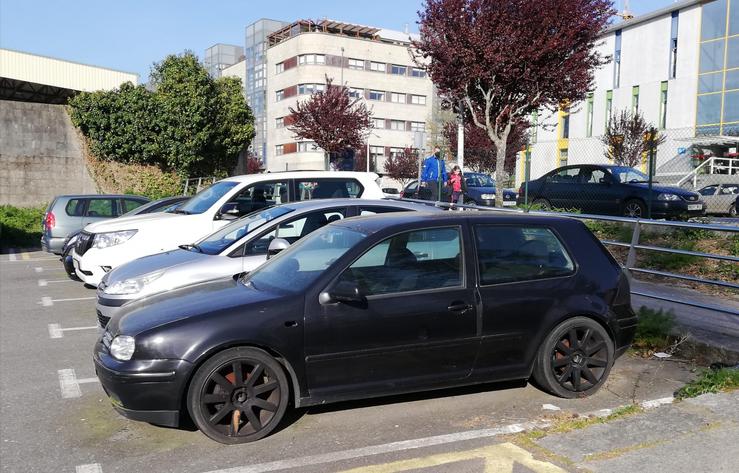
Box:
[448, 302, 473, 313]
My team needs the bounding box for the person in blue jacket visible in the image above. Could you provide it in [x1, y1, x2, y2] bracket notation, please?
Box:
[421, 146, 448, 202]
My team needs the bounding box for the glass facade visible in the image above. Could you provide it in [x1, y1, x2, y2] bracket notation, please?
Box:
[246, 19, 289, 163]
[696, 0, 739, 135]
[204, 44, 244, 78]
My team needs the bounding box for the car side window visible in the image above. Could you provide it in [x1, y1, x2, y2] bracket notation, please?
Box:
[227, 181, 288, 216]
[358, 206, 411, 216]
[65, 199, 85, 217]
[580, 169, 607, 184]
[293, 179, 364, 201]
[699, 185, 718, 196]
[547, 168, 580, 183]
[242, 209, 346, 255]
[122, 199, 145, 213]
[475, 225, 574, 285]
[338, 227, 463, 296]
[85, 199, 115, 217]
[720, 185, 739, 195]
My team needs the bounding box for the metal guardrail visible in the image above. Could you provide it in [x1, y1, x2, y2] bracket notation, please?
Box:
[395, 197, 739, 316]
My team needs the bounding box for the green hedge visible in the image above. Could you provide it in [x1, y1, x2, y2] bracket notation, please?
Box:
[0, 205, 45, 250]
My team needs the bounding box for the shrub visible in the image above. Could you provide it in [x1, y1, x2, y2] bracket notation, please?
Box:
[0, 205, 46, 250]
[675, 367, 739, 399]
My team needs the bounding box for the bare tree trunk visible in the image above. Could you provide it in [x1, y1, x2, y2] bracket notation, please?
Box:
[494, 144, 507, 208]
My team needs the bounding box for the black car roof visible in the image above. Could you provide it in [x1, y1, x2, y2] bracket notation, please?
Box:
[332, 211, 579, 235]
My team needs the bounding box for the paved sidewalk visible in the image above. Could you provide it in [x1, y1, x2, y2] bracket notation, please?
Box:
[531, 390, 739, 473]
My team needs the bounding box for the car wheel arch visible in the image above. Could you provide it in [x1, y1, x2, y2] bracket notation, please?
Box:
[180, 342, 303, 418]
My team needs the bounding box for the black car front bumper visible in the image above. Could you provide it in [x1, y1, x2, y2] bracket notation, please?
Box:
[649, 200, 705, 219]
[93, 342, 194, 427]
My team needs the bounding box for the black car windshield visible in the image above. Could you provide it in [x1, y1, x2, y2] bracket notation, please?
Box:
[244, 225, 366, 295]
[466, 174, 495, 187]
[175, 181, 239, 215]
[196, 206, 294, 255]
[611, 167, 649, 184]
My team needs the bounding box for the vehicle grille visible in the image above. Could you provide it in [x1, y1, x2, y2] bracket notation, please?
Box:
[76, 232, 94, 256]
[97, 309, 111, 329]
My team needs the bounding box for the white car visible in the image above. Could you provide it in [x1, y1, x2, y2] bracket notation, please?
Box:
[95, 198, 440, 327]
[73, 171, 384, 286]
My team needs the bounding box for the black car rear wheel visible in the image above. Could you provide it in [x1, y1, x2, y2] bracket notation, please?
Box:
[187, 347, 289, 444]
[532, 317, 614, 398]
[623, 199, 645, 218]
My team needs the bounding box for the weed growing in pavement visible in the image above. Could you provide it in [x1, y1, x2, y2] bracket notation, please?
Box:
[521, 404, 644, 441]
[675, 367, 739, 399]
[632, 307, 677, 353]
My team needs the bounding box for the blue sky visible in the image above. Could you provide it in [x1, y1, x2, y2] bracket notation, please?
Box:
[0, 0, 681, 81]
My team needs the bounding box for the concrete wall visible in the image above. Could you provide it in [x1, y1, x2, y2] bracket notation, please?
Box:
[0, 100, 96, 207]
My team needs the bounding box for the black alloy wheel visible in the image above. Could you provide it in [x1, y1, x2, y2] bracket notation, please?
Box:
[532, 317, 614, 398]
[187, 347, 289, 444]
[623, 199, 645, 218]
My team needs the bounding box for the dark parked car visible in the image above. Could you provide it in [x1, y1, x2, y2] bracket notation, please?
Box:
[60, 196, 190, 278]
[95, 212, 636, 444]
[42, 194, 150, 254]
[401, 173, 517, 206]
[520, 165, 705, 219]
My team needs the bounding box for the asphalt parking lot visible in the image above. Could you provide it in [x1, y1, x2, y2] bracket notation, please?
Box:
[0, 250, 699, 473]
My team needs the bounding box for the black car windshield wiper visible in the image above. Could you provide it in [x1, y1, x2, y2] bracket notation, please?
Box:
[172, 209, 191, 215]
[178, 243, 201, 252]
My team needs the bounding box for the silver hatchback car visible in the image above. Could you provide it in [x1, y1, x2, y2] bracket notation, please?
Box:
[95, 198, 442, 328]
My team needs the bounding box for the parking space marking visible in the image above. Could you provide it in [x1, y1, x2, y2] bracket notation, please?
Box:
[21, 252, 30, 260]
[203, 422, 546, 473]
[39, 296, 95, 306]
[58, 369, 82, 398]
[48, 323, 98, 339]
[35, 266, 44, 273]
[40, 279, 75, 286]
[38, 279, 47, 287]
[4, 257, 58, 262]
[76, 463, 103, 473]
[8, 249, 17, 261]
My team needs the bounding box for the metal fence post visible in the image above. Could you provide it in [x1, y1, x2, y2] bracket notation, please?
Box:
[524, 148, 531, 211]
[183, 179, 189, 196]
[625, 219, 641, 271]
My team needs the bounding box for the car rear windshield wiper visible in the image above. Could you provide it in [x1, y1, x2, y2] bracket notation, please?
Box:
[178, 244, 201, 252]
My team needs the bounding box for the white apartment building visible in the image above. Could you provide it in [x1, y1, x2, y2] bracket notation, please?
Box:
[518, 0, 738, 186]
[265, 20, 435, 172]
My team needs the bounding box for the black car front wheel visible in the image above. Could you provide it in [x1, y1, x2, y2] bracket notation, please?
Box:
[623, 199, 646, 218]
[532, 317, 614, 398]
[187, 347, 289, 444]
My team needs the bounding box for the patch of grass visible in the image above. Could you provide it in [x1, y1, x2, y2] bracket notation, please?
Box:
[585, 220, 634, 242]
[632, 307, 676, 352]
[675, 367, 739, 399]
[584, 439, 666, 462]
[548, 404, 643, 434]
[0, 205, 45, 250]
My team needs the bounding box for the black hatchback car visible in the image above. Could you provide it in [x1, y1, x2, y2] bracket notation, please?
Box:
[520, 165, 705, 219]
[94, 212, 636, 444]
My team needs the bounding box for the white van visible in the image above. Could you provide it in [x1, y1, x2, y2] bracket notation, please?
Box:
[73, 171, 384, 286]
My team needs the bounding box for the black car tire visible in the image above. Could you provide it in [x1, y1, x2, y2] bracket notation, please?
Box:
[622, 199, 646, 218]
[532, 198, 551, 211]
[531, 317, 614, 399]
[187, 347, 289, 444]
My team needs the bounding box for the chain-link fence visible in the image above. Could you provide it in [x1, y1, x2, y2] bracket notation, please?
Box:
[514, 127, 739, 219]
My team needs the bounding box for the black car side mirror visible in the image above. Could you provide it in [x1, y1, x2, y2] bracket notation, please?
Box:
[319, 281, 366, 305]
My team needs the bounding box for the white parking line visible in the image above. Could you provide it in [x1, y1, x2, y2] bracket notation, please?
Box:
[39, 296, 95, 307]
[44, 279, 76, 283]
[48, 324, 98, 339]
[58, 369, 82, 398]
[38, 279, 47, 287]
[8, 249, 17, 261]
[203, 422, 545, 473]
[35, 267, 44, 273]
[76, 463, 103, 473]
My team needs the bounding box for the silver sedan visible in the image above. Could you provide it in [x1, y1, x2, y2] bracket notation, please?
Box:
[95, 198, 443, 327]
[697, 183, 739, 216]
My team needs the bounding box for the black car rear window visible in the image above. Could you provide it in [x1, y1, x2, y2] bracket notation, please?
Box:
[474, 225, 574, 285]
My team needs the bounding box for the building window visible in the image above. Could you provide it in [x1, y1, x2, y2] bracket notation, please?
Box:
[390, 120, 405, 131]
[372, 118, 385, 129]
[390, 147, 404, 158]
[298, 141, 316, 152]
[275, 62, 284, 74]
[390, 64, 407, 75]
[659, 81, 668, 129]
[390, 92, 405, 103]
[605, 90, 613, 131]
[348, 58, 364, 70]
[369, 90, 385, 101]
[560, 106, 570, 139]
[410, 121, 425, 132]
[348, 87, 363, 99]
[586, 94, 594, 137]
[275, 144, 284, 156]
[298, 83, 325, 95]
[370, 61, 386, 72]
[276, 89, 284, 101]
[370, 146, 384, 160]
[559, 149, 568, 166]
[276, 117, 284, 129]
[298, 54, 325, 65]
[411, 67, 426, 78]
[701, 0, 727, 41]
[410, 94, 426, 105]
[632, 86, 640, 112]
[614, 30, 622, 88]
[669, 11, 679, 79]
